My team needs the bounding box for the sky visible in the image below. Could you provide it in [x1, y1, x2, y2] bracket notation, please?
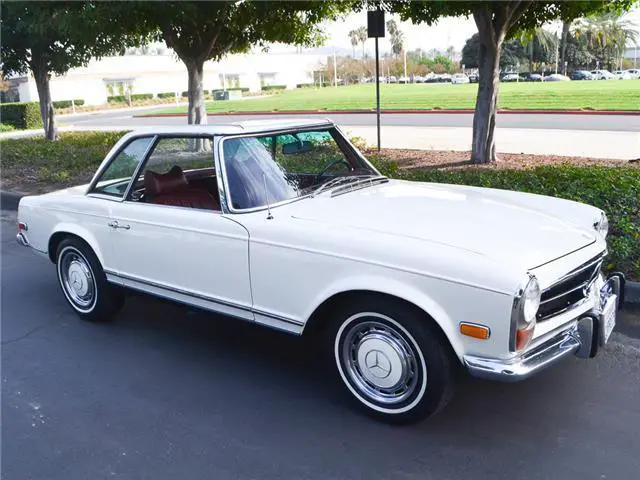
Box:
[271, 7, 640, 57]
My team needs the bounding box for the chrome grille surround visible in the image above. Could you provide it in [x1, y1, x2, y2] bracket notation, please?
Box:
[537, 254, 604, 321]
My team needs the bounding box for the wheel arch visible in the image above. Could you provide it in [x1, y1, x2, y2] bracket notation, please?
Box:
[48, 225, 105, 265]
[302, 285, 463, 361]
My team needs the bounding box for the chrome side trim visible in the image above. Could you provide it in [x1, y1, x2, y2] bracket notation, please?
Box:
[104, 270, 303, 334]
[16, 232, 30, 247]
[465, 323, 582, 382]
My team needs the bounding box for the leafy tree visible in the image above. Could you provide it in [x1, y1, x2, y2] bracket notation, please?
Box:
[461, 34, 527, 70]
[129, 1, 355, 125]
[0, 1, 148, 140]
[385, 0, 636, 163]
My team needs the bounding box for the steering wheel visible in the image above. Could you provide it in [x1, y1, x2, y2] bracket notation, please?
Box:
[318, 159, 351, 177]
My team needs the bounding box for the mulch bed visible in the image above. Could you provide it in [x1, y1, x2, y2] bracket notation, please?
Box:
[364, 148, 639, 171]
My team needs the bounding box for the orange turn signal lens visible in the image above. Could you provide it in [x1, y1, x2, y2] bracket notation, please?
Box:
[459, 322, 491, 340]
[516, 326, 535, 351]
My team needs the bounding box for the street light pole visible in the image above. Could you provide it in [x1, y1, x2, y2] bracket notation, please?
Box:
[403, 49, 407, 81]
[333, 48, 338, 87]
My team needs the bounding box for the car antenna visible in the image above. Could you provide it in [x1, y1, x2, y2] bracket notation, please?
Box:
[262, 173, 273, 220]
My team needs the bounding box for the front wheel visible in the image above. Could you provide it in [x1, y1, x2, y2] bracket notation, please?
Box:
[330, 298, 456, 423]
[56, 237, 125, 321]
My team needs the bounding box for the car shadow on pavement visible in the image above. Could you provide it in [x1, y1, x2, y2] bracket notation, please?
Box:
[110, 291, 608, 436]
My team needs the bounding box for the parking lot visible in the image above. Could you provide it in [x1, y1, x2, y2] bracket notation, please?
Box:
[2, 213, 640, 480]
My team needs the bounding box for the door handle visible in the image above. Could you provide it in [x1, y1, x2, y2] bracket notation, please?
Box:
[108, 221, 131, 230]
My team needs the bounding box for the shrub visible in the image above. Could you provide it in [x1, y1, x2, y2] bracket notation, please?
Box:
[0, 102, 43, 129]
[296, 83, 315, 89]
[262, 85, 287, 91]
[0, 123, 16, 132]
[130, 93, 153, 101]
[400, 165, 640, 280]
[107, 95, 126, 103]
[157, 92, 177, 99]
[181, 91, 189, 97]
[52, 99, 85, 108]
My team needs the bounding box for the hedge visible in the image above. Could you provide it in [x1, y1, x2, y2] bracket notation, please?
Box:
[107, 93, 153, 103]
[157, 92, 177, 99]
[0, 123, 16, 132]
[296, 83, 315, 89]
[52, 99, 85, 108]
[0, 102, 43, 129]
[384, 164, 639, 280]
[262, 85, 287, 91]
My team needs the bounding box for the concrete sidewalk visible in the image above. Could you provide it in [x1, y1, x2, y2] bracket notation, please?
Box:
[2, 124, 638, 160]
[344, 126, 640, 160]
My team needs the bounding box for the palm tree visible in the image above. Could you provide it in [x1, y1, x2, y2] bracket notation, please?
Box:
[521, 27, 557, 72]
[574, 13, 639, 70]
[348, 29, 359, 58]
[356, 26, 368, 59]
[386, 19, 404, 58]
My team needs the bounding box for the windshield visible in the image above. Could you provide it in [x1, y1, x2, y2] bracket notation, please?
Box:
[221, 128, 378, 210]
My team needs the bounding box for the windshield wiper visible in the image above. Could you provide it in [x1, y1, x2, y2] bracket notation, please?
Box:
[330, 175, 389, 197]
[311, 174, 379, 197]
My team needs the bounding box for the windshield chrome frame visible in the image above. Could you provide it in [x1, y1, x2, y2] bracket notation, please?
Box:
[216, 123, 381, 215]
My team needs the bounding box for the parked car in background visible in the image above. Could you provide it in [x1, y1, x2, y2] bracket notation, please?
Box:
[501, 73, 521, 82]
[413, 75, 425, 83]
[387, 76, 398, 84]
[591, 70, 615, 80]
[545, 74, 571, 82]
[627, 69, 640, 79]
[398, 76, 410, 84]
[613, 70, 633, 80]
[570, 70, 593, 80]
[16, 119, 623, 424]
[525, 73, 544, 82]
[451, 73, 470, 84]
[468, 72, 479, 83]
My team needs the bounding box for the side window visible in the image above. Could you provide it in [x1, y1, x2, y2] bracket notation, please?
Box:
[142, 137, 213, 176]
[91, 137, 153, 197]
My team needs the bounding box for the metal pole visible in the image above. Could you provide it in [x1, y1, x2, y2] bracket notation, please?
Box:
[375, 35, 381, 152]
[333, 48, 338, 87]
[403, 49, 407, 81]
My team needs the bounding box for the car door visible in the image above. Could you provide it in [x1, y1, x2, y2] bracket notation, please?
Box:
[107, 135, 253, 321]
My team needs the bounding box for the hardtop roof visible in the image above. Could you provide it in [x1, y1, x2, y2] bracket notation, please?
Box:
[123, 118, 335, 138]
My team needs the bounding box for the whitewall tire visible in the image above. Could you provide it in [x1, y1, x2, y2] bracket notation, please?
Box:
[56, 237, 124, 321]
[330, 296, 455, 423]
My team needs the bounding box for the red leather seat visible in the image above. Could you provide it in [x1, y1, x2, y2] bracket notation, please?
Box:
[144, 166, 220, 210]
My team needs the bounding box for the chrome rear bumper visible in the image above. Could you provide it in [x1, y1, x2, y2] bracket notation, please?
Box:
[16, 232, 29, 247]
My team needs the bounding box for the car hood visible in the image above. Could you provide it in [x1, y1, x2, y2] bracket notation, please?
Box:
[287, 180, 596, 270]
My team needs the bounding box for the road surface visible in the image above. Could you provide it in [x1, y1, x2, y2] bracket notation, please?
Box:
[2, 212, 640, 480]
[59, 107, 640, 132]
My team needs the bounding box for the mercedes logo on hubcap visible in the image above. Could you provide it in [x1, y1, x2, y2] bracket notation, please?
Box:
[364, 349, 392, 379]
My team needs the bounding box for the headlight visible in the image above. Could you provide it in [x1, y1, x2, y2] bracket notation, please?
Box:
[594, 212, 608, 238]
[511, 276, 541, 351]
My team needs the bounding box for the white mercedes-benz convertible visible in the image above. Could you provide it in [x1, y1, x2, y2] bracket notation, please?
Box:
[16, 119, 623, 422]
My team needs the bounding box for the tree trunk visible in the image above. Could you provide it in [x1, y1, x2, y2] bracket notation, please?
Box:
[186, 59, 207, 125]
[471, 37, 501, 164]
[32, 58, 56, 141]
[559, 22, 569, 73]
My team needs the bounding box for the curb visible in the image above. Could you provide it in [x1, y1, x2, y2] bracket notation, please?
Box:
[2, 186, 639, 306]
[137, 109, 640, 118]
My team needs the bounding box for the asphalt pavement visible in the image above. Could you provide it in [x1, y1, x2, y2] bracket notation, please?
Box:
[59, 107, 640, 132]
[2, 213, 640, 480]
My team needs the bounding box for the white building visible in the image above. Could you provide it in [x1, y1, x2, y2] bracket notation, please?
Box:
[9, 52, 327, 105]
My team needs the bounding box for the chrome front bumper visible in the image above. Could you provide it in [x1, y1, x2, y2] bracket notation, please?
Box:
[463, 323, 584, 381]
[464, 273, 623, 382]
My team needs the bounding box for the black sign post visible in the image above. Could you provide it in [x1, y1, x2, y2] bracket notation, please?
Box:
[367, 9, 385, 152]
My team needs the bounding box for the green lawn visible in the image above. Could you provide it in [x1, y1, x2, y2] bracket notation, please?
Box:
[146, 81, 640, 115]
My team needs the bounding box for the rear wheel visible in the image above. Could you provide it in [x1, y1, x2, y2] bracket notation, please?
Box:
[56, 237, 124, 321]
[330, 297, 456, 423]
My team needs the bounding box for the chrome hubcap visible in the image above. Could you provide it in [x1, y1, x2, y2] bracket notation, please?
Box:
[60, 250, 95, 309]
[342, 320, 420, 405]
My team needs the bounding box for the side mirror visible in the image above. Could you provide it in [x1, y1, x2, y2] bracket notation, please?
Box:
[282, 140, 313, 155]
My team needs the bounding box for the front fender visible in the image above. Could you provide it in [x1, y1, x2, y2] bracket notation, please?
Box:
[303, 274, 465, 360]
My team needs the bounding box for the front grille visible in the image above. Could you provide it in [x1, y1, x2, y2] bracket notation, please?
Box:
[537, 255, 603, 320]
